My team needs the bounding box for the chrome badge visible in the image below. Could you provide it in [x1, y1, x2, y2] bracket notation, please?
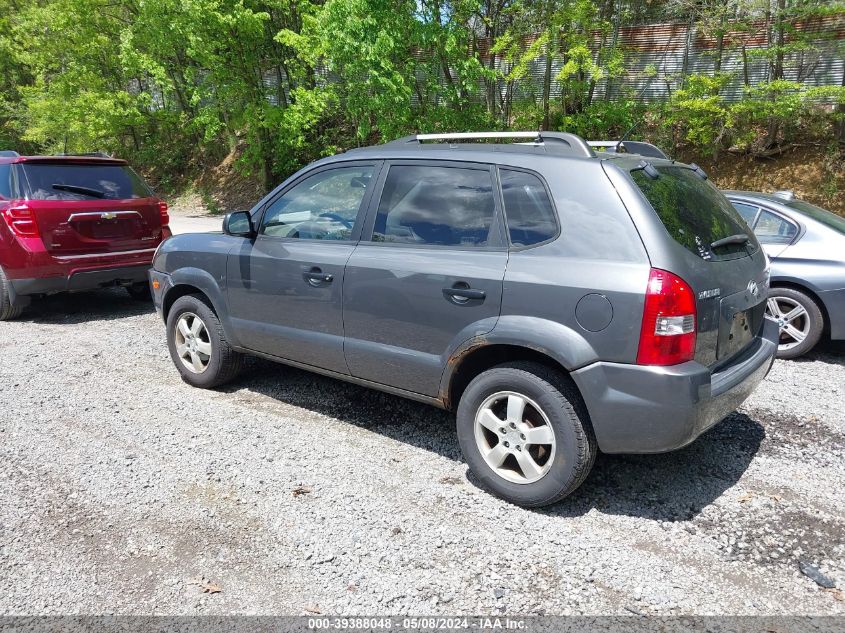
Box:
[747, 280, 760, 298]
[100, 212, 117, 220]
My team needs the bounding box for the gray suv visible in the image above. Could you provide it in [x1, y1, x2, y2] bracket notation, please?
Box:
[149, 132, 778, 507]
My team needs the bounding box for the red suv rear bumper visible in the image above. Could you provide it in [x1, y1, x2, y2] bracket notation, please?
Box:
[2, 227, 170, 307]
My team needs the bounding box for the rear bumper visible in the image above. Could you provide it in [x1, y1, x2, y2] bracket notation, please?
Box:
[8, 264, 151, 305]
[572, 318, 779, 454]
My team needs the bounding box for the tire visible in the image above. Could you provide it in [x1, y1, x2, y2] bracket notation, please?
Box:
[166, 294, 244, 388]
[456, 361, 597, 508]
[0, 267, 24, 321]
[765, 287, 824, 360]
[126, 282, 152, 302]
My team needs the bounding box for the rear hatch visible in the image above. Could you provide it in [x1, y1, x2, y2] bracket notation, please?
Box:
[630, 164, 768, 367]
[17, 159, 163, 256]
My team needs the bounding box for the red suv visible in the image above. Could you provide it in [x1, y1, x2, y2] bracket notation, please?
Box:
[0, 151, 170, 319]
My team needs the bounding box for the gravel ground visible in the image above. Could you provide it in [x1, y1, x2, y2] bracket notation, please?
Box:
[0, 289, 843, 616]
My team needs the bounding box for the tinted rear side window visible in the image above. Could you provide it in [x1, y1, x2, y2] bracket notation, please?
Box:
[372, 165, 496, 247]
[20, 163, 153, 201]
[0, 164, 10, 198]
[631, 165, 756, 260]
[500, 169, 557, 246]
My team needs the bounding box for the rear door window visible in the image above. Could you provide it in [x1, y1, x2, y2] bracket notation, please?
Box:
[20, 163, 153, 201]
[499, 169, 557, 247]
[732, 202, 760, 227]
[631, 165, 757, 260]
[371, 165, 496, 247]
[755, 210, 798, 244]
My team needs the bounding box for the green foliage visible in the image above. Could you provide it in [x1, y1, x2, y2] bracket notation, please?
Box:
[0, 0, 844, 197]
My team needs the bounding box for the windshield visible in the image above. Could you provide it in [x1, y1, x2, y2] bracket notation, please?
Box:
[784, 199, 845, 235]
[20, 163, 154, 201]
[631, 165, 758, 261]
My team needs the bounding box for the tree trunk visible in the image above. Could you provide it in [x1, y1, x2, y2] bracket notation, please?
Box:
[542, 32, 554, 131]
[773, 0, 786, 80]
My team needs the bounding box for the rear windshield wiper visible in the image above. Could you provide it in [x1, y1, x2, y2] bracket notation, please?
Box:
[711, 233, 750, 249]
[52, 183, 106, 198]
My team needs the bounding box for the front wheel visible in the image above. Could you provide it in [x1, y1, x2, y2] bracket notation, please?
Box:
[166, 294, 244, 388]
[765, 287, 824, 359]
[456, 361, 596, 508]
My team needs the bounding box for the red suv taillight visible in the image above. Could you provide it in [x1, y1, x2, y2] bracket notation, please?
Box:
[2, 202, 39, 237]
[158, 200, 170, 227]
[636, 268, 697, 366]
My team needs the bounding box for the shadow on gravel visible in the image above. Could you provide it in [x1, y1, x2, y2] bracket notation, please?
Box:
[230, 361, 765, 521]
[791, 338, 845, 367]
[541, 412, 765, 521]
[16, 288, 155, 324]
[225, 360, 463, 461]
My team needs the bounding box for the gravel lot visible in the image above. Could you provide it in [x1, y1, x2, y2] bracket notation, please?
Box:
[1, 286, 843, 616]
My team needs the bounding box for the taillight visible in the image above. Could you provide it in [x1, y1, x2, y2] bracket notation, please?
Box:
[158, 200, 170, 227]
[636, 268, 697, 366]
[2, 202, 39, 237]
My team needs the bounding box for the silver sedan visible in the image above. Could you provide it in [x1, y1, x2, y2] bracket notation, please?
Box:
[725, 190, 845, 359]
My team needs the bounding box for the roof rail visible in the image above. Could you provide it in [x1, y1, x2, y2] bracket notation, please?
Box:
[587, 140, 668, 160]
[0, 150, 20, 158]
[386, 132, 595, 158]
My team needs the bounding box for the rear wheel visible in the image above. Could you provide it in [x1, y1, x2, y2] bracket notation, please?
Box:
[126, 282, 152, 301]
[456, 361, 596, 507]
[765, 287, 823, 359]
[166, 294, 244, 388]
[0, 267, 24, 321]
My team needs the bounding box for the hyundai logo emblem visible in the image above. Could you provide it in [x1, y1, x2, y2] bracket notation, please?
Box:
[747, 280, 760, 298]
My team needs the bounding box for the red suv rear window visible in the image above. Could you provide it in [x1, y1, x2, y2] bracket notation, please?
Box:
[19, 163, 154, 201]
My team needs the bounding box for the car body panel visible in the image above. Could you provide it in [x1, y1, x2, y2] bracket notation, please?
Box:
[725, 191, 845, 340]
[0, 154, 168, 303]
[151, 142, 776, 454]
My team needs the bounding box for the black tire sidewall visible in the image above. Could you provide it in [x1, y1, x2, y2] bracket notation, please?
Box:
[166, 295, 228, 388]
[770, 288, 824, 359]
[456, 367, 587, 507]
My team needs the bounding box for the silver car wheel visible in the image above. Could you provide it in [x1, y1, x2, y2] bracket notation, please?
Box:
[766, 296, 810, 351]
[174, 312, 212, 374]
[474, 391, 556, 485]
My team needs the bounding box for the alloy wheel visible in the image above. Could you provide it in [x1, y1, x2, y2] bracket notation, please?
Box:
[766, 296, 811, 352]
[474, 391, 556, 484]
[174, 312, 212, 373]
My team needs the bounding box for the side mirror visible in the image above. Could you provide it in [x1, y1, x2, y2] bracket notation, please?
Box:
[223, 211, 255, 237]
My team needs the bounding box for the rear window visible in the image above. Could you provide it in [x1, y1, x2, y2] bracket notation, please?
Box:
[631, 165, 756, 260]
[20, 163, 154, 201]
[784, 199, 845, 235]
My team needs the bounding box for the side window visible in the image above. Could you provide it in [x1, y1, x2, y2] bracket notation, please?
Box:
[0, 164, 11, 199]
[499, 169, 557, 246]
[755, 210, 798, 244]
[372, 165, 496, 247]
[731, 202, 759, 227]
[260, 165, 373, 240]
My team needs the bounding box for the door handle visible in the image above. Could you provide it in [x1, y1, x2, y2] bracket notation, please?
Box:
[443, 286, 486, 302]
[303, 269, 334, 284]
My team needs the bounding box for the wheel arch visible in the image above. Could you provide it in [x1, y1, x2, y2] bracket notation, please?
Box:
[442, 343, 585, 412]
[769, 279, 831, 335]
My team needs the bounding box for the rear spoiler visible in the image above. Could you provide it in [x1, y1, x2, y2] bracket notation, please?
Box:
[587, 141, 668, 160]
